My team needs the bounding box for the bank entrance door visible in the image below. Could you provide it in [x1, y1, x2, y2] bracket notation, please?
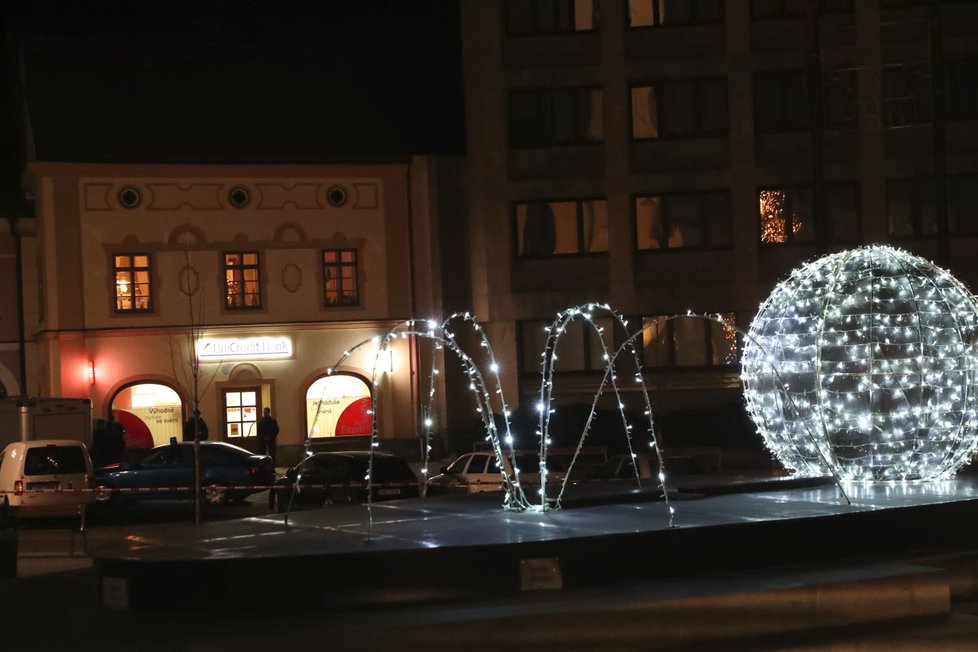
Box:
[224, 388, 260, 440]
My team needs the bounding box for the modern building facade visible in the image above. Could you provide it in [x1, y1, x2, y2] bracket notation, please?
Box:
[456, 0, 978, 453]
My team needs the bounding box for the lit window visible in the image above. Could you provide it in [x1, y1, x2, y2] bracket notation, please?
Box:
[635, 191, 731, 250]
[759, 186, 813, 244]
[759, 184, 861, 245]
[505, 0, 597, 35]
[519, 317, 617, 373]
[113, 254, 152, 313]
[631, 79, 727, 139]
[224, 389, 258, 438]
[515, 199, 608, 256]
[224, 252, 261, 309]
[323, 249, 359, 307]
[642, 313, 738, 368]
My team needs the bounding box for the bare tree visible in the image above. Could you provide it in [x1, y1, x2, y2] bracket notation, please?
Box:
[169, 243, 220, 526]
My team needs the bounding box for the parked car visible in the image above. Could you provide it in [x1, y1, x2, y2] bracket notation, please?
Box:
[588, 453, 658, 483]
[268, 451, 419, 512]
[94, 441, 275, 507]
[426, 450, 566, 495]
[0, 440, 95, 517]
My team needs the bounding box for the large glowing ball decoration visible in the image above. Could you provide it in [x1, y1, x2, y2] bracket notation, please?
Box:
[741, 246, 978, 482]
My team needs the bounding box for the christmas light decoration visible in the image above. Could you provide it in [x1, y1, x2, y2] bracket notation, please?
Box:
[742, 246, 978, 482]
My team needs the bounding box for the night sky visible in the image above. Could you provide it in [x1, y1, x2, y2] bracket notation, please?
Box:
[0, 0, 465, 214]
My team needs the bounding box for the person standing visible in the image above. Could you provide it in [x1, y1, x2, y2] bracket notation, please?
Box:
[257, 407, 280, 463]
[183, 409, 209, 442]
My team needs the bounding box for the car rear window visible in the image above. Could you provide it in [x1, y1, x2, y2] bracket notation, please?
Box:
[24, 446, 88, 476]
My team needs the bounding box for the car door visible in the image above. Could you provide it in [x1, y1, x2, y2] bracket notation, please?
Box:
[292, 457, 328, 509]
[139, 445, 194, 498]
[471, 453, 504, 492]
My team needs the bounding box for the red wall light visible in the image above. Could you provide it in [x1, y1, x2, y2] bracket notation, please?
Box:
[88, 360, 96, 385]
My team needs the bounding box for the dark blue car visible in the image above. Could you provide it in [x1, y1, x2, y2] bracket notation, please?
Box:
[94, 441, 275, 507]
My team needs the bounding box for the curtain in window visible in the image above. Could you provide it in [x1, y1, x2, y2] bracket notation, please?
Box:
[631, 87, 658, 138]
[521, 203, 557, 255]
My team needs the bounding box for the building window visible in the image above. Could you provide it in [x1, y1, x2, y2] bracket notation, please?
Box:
[754, 71, 810, 133]
[113, 254, 152, 313]
[628, 0, 724, 27]
[751, 0, 852, 18]
[519, 316, 617, 373]
[505, 0, 597, 35]
[323, 249, 359, 306]
[631, 78, 727, 139]
[634, 191, 732, 250]
[224, 389, 258, 438]
[641, 313, 738, 368]
[224, 252, 261, 309]
[823, 69, 859, 130]
[949, 175, 978, 237]
[887, 177, 935, 239]
[509, 88, 603, 148]
[945, 58, 978, 120]
[758, 184, 861, 245]
[515, 199, 608, 256]
[881, 62, 932, 127]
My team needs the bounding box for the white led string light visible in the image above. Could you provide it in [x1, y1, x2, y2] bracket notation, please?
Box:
[741, 246, 978, 482]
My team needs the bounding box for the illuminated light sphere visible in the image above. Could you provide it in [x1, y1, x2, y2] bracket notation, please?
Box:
[741, 245, 978, 482]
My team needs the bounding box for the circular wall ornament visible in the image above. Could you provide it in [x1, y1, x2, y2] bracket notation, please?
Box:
[326, 185, 348, 207]
[741, 245, 978, 482]
[119, 187, 141, 209]
[228, 186, 250, 208]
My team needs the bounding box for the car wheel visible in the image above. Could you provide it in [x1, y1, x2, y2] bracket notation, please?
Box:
[321, 492, 334, 509]
[203, 481, 228, 507]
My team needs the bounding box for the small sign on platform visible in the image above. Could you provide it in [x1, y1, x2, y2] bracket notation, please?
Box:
[520, 557, 563, 591]
[102, 576, 129, 610]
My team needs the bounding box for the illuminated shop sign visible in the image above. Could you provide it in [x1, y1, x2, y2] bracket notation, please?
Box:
[196, 336, 293, 361]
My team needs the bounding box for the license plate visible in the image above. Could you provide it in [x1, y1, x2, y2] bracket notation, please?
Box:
[377, 488, 401, 496]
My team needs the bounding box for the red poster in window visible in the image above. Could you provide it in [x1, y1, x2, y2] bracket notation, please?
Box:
[334, 397, 373, 437]
[113, 409, 154, 449]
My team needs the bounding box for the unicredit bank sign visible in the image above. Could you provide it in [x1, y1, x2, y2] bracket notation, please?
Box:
[196, 336, 293, 361]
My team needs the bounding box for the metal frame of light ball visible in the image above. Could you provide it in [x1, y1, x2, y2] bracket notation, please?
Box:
[741, 245, 978, 483]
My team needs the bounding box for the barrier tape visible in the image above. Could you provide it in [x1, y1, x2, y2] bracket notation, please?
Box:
[0, 481, 421, 496]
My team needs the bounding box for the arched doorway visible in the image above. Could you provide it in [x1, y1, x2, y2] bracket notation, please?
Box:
[305, 373, 372, 440]
[110, 382, 183, 449]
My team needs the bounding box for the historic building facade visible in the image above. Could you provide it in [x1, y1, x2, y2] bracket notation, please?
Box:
[15, 159, 450, 465]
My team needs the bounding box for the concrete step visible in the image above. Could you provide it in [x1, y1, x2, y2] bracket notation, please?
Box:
[350, 562, 953, 651]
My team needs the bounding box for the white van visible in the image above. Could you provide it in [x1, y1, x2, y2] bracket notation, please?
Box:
[0, 440, 94, 517]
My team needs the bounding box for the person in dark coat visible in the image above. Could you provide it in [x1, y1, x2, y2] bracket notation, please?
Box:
[105, 414, 126, 464]
[91, 418, 110, 468]
[183, 410, 209, 441]
[256, 407, 280, 463]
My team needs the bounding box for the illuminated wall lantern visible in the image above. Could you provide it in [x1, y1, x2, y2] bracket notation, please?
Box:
[741, 246, 978, 482]
[88, 360, 96, 385]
